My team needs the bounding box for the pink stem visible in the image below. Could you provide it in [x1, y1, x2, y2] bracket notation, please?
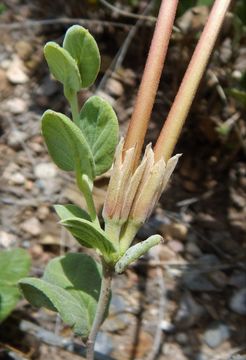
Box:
[124, 0, 179, 166]
[154, 0, 232, 162]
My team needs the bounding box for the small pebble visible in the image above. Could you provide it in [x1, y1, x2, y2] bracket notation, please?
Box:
[229, 288, 246, 315]
[160, 222, 188, 241]
[0, 231, 17, 248]
[175, 332, 188, 345]
[20, 217, 42, 236]
[6, 56, 28, 84]
[6, 97, 28, 114]
[7, 130, 27, 149]
[168, 239, 184, 253]
[34, 162, 57, 179]
[160, 319, 175, 333]
[204, 321, 230, 348]
[185, 241, 202, 257]
[8, 172, 26, 185]
[106, 78, 124, 97]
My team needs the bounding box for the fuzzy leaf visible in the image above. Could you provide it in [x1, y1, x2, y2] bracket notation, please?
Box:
[19, 253, 102, 337]
[44, 42, 81, 93]
[41, 110, 95, 178]
[60, 218, 116, 257]
[63, 25, 100, 88]
[0, 248, 31, 322]
[79, 96, 119, 176]
[115, 235, 162, 273]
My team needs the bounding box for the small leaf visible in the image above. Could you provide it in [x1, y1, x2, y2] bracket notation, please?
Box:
[54, 204, 91, 222]
[79, 96, 119, 176]
[115, 235, 162, 273]
[41, 110, 95, 178]
[44, 42, 81, 93]
[19, 254, 102, 337]
[60, 218, 116, 257]
[0, 248, 31, 322]
[63, 25, 100, 88]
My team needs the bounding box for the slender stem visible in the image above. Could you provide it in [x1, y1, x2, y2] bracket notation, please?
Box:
[76, 170, 100, 227]
[124, 0, 179, 167]
[86, 261, 113, 360]
[154, 0, 232, 162]
[70, 92, 80, 126]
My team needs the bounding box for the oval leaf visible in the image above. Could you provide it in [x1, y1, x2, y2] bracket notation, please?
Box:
[0, 248, 31, 322]
[115, 235, 162, 273]
[54, 204, 91, 222]
[79, 96, 119, 176]
[41, 110, 95, 178]
[60, 217, 116, 257]
[19, 254, 102, 337]
[44, 42, 81, 93]
[63, 25, 100, 88]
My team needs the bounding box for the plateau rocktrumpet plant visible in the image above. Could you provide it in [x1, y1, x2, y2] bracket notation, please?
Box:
[19, 0, 232, 359]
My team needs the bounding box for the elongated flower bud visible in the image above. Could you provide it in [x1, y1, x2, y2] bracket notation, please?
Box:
[103, 139, 180, 250]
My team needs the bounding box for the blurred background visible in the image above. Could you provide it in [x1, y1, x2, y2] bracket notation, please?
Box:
[0, 0, 245, 359]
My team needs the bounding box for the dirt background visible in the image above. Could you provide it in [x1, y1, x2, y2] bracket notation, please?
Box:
[0, 0, 245, 359]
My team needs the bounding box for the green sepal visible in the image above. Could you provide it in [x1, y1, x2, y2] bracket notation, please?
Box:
[44, 42, 81, 94]
[115, 235, 162, 274]
[19, 253, 102, 337]
[79, 96, 119, 176]
[41, 110, 95, 179]
[63, 25, 100, 88]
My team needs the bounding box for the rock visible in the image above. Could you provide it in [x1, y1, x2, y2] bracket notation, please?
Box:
[168, 240, 184, 253]
[6, 56, 28, 84]
[34, 162, 57, 179]
[209, 271, 228, 289]
[20, 217, 42, 236]
[183, 271, 218, 292]
[0, 231, 17, 248]
[229, 288, 246, 315]
[194, 353, 208, 360]
[38, 75, 59, 97]
[159, 245, 177, 262]
[185, 241, 202, 257]
[37, 205, 50, 220]
[160, 319, 175, 333]
[15, 41, 33, 61]
[7, 130, 28, 149]
[175, 332, 188, 345]
[220, 38, 232, 64]
[175, 292, 205, 328]
[8, 172, 26, 185]
[229, 271, 246, 288]
[160, 222, 188, 241]
[95, 332, 113, 355]
[106, 78, 124, 97]
[203, 322, 230, 348]
[6, 98, 28, 114]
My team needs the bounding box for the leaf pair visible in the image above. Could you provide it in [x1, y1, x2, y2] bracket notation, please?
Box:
[19, 253, 102, 337]
[0, 249, 31, 322]
[55, 204, 116, 261]
[44, 25, 100, 93]
[42, 96, 119, 179]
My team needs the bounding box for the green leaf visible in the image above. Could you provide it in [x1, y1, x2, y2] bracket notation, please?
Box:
[227, 88, 246, 107]
[63, 25, 100, 88]
[44, 42, 81, 94]
[19, 253, 102, 337]
[115, 235, 162, 273]
[79, 96, 119, 176]
[54, 204, 91, 222]
[0, 248, 31, 322]
[41, 110, 95, 178]
[60, 218, 116, 257]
